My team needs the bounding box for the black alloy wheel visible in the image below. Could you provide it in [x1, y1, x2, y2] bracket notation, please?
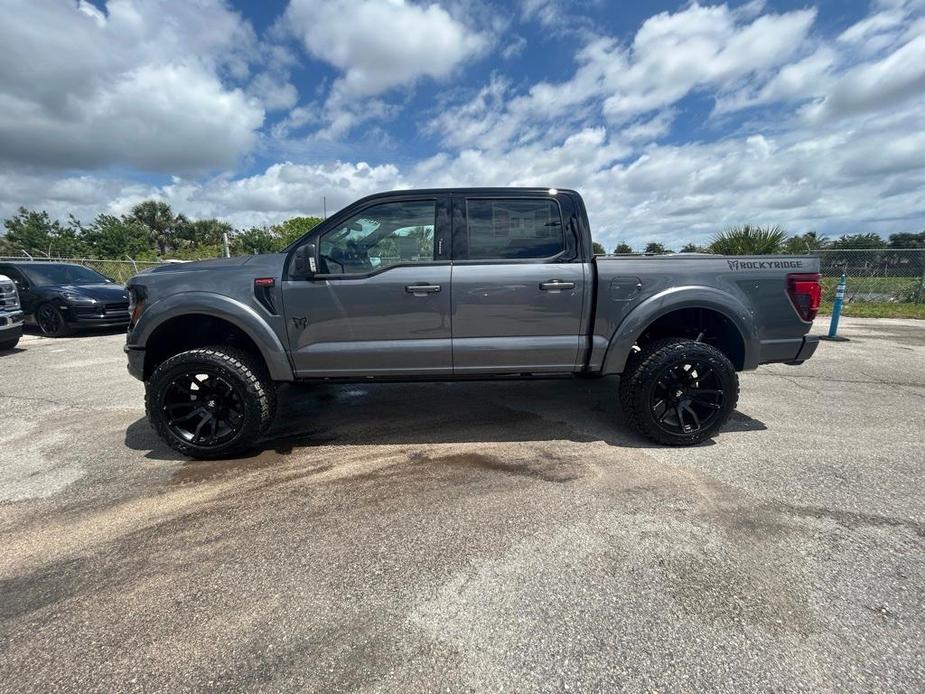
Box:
[619, 338, 738, 446]
[146, 347, 276, 459]
[163, 370, 245, 447]
[649, 358, 725, 436]
[36, 303, 71, 337]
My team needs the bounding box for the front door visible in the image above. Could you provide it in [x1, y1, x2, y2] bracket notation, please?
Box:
[450, 194, 588, 374]
[282, 196, 452, 378]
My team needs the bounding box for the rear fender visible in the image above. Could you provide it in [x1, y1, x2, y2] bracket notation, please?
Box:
[601, 286, 759, 375]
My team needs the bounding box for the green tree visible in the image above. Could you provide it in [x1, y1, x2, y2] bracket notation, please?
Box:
[644, 242, 669, 254]
[274, 216, 323, 250]
[709, 225, 787, 255]
[887, 231, 925, 249]
[591, 241, 606, 255]
[1, 207, 86, 257]
[679, 243, 709, 253]
[130, 200, 188, 255]
[234, 227, 278, 255]
[81, 214, 153, 258]
[830, 233, 886, 249]
[613, 242, 633, 254]
[178, 218, 233, 248]
[784, 231, 829, 254]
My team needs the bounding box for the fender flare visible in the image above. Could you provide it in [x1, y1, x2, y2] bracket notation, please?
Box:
[601, 285, 759, 375]
[133, 292, 294, 381]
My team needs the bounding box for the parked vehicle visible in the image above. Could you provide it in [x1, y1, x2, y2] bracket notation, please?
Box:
[124, 188, 820, 458]
[0, 262, 131, 336]
[0, 274, 25, 350]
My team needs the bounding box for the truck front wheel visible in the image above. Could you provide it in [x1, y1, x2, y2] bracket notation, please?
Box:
[619, 338, 738, 446]
[145, 347, 275, 459]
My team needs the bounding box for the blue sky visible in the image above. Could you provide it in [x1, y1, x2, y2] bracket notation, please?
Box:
[1, 0, 923, 250]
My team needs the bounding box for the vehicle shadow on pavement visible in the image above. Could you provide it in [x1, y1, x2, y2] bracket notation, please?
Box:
[124, 377, 767, 462]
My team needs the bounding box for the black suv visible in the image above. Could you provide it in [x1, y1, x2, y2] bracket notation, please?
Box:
[0, 262, 130, 337]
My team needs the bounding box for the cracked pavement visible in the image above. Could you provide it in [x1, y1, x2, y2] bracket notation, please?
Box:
[0, 317, 923, 692]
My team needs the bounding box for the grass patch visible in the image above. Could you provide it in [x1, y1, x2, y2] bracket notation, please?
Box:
[821, 276, 922, 302]
[819, 301, 925, 319]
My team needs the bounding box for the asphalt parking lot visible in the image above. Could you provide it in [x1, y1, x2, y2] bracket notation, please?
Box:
[1, 317, 923, 692]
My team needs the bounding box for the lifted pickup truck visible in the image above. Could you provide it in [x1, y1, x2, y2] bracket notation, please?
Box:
[125, 188, 820, 458]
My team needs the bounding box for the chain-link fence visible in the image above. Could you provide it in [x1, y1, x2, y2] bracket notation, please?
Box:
[816, 249, 925, 305]
[0, 256, 166, 283]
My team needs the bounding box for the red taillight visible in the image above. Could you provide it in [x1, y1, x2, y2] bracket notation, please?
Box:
[787, 272, 821, 322]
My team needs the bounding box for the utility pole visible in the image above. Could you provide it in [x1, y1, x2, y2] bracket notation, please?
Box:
[323, 196, 327, 220]
[222, 231, 230, 258]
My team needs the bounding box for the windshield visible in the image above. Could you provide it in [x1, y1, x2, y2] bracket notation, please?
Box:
[21, 264, 111, 286]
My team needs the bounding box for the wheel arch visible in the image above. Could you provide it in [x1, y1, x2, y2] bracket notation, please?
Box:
[601, 287, 758, 375]
[134, 292, 293, 381]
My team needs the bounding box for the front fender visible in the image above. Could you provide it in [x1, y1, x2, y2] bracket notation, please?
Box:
[601, 285, 759, 375]
[132, 292, 294, 381]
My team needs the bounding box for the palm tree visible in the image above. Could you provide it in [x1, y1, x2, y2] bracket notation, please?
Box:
[709, 225, 787, 255]
[130, 200, 187, 255]
[784, 231, 829, 253]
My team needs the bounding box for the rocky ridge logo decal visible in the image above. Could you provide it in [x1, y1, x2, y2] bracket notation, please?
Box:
[727, 259, 803, 271]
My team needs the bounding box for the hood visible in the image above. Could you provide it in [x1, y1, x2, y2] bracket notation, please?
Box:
[147, 256, 254, 273]
[59, 283, 130, 302]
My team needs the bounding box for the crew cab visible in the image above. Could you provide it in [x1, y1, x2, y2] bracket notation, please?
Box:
[125, 188, 820, 458]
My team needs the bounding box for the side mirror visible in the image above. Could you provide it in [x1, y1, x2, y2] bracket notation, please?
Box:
[293, 243, 318, 279]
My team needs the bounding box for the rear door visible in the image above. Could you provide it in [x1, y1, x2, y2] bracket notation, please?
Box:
[450, 193, 589, 374]
[281, 195, 453, 378]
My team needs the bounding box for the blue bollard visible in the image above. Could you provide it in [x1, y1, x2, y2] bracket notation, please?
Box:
[822, 272, 848, 341]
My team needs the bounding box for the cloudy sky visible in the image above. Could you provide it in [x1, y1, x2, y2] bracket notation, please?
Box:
[1, 0, 923, 249]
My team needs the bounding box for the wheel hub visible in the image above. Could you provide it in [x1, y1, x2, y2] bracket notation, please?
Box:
[163, 370, 244, 447]
[651, 359, 725, 436]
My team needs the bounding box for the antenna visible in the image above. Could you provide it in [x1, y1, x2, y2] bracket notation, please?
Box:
[323, 196, 327, 220]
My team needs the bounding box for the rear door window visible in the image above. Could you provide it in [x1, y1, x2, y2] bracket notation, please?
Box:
[465, 199, 564, 260]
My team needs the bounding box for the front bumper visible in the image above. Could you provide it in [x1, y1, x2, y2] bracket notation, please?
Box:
[65, 303, 131, 329]
[1, 311, 24, 343]
[125, 344, 145, 381]
[0, 310, 24, 330]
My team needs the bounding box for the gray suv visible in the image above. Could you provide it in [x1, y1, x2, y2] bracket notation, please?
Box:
[125, 188, 820, 458]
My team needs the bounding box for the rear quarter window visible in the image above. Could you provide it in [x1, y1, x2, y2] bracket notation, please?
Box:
[465, 199, 564, 260]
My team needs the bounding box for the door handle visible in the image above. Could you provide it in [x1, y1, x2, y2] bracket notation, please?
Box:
[539, 280, 576, 291]
[405, 283, 441, 295]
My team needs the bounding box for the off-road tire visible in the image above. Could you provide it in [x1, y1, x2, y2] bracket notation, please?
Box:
[146, 346, 275, 459]
[619, 338, 738, 446]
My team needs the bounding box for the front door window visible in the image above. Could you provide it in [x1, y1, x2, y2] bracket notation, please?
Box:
[318, 200, 436, 275]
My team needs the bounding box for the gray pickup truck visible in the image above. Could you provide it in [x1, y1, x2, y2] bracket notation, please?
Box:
[125, 188, 820, 458]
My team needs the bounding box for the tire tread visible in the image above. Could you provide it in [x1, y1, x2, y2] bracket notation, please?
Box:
[619, 338, 739, 446]
[145, 346, 275, 458]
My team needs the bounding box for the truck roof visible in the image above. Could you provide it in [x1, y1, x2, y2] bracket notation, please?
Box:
[355, 187, 579, 197]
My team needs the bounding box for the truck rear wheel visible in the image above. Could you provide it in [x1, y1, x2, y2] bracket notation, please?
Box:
[619, 338, 738, 446]
[145, 347, 275, 459]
